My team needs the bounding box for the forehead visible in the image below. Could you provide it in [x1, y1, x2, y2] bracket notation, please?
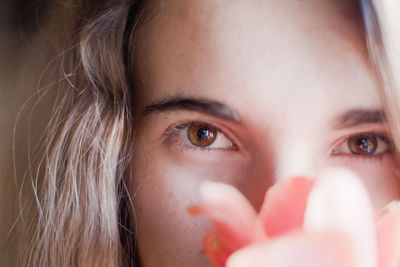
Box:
[133, 0, 379, 123]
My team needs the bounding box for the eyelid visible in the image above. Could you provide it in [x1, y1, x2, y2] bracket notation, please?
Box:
[331, 132, 392, 157]
[163, 121, 237, 151]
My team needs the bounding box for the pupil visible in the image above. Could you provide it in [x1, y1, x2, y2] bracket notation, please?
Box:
[348, 135, 378, 155]
[355, 137, 375, 154]
[197, 128, 210, 140]
[357, 138, 368, 149]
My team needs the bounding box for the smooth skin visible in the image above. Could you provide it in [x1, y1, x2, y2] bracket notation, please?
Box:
[129, 0, 400, 266]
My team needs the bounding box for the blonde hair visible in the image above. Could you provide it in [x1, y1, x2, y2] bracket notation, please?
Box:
[21, 0, 148, 266]
[361, 0, 400, 157]
[21, 0, 400, 266]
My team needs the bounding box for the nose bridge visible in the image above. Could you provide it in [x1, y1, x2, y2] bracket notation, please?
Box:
[274, 133, 318, 181]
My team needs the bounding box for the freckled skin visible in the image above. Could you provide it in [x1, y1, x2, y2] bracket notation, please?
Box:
[129, 0, 400, 266]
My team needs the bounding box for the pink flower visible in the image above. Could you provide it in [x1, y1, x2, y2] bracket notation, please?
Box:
[188, 169, 400, 267]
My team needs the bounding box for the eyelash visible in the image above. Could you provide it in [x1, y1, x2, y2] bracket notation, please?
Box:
[163, 121, 236, 151]
[331, 132, 393, 159]
[164, 122, 393, 161]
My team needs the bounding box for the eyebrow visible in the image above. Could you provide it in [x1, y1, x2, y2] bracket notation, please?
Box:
[142, 97, 241, 122]
[333, 109, 386, 129]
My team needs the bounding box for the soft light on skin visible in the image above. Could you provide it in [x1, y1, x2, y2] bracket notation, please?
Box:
[129, 0, 400, 266]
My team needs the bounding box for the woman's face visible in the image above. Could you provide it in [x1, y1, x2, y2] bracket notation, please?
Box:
[130, 0, 400, 266]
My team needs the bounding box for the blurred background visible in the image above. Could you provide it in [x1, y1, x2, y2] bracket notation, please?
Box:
[1, 0, 50, 265]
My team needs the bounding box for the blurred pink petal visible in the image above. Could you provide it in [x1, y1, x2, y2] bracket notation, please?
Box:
[304, 168, 377, 267]
[189, 169, 400, 267]
[257, 177, 314, 237]
[200, 234, 228, 267]
[376, 202, 400, 267]
[188, 181, 258, 261]
[227, 231, 354, 267]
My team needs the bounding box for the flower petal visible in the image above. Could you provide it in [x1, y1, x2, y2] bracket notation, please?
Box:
[188, 181, 258, 260]
[304, 168, 377, 267]
[376, 201, 400, 267]
[257, 177, 314, 237]
[202, 234, 228, 267]
[226, 230, 355, 267]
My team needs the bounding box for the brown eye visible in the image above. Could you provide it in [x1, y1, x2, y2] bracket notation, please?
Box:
[348, 134, 378, 155]
[188, 124, 218, 147]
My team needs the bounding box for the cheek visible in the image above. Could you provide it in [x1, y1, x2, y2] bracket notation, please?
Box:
[129, 140, 273, 266]
[130, 158, 208, 266]
[130, 143, 237, 266]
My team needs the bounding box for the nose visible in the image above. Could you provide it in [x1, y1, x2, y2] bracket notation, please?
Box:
[244, 130, 320, 212]
[273, 137, 318, 182]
